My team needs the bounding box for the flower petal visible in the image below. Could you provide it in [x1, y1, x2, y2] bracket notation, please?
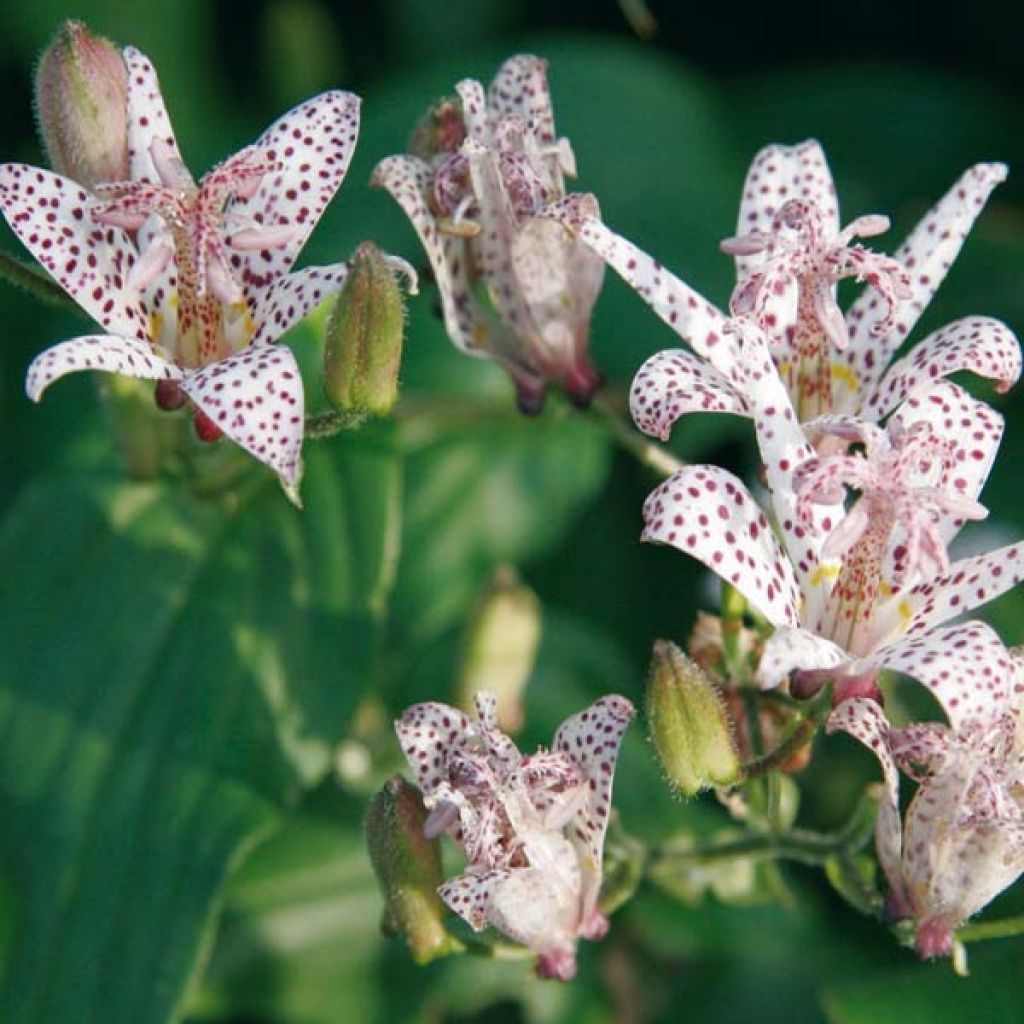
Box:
[860, 621, 1011, 730]
[439, 868, 510, 931]
[895, 540, 1024, 637]
[757, 625, 848, 689]
[122, 47, 189, 187]
[233, 90, 361, 287]
[248, 263, 349, 346]
[395, 701, 475, 795]
[553, 695, 635, 928]
[826, 697, 903, 891]
[487, 55, 557, 143]
[0, 165, 148, 340]
[642, 465, 801, 627]
[578, 219, 737, 377]
[863, 316, 1021, 420]
[371, 154, 492, 358]
[486, 866, 576, 957]
[842, 163, 1008, 396]
[731, 139, 839, 281]
[26, 333, 180, 400]
[180, 344, 305, 486]
[630, 349, 749, 441]
[455, 78, 489, 141]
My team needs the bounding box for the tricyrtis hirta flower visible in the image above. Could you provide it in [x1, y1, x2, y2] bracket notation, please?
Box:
[639, 321, 1024, 696]
[2, 45, 362, 488]
[373, 55, 605, 413]
[582, 140, 1019, 437]
[829, 644, 1024, 958]
[395, 692, 635, 980]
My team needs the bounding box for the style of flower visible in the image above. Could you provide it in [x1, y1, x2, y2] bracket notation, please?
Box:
[395, 691, 635, 980]
[829, 642, 1024, 958]
[579, 140, 1018, 438]
[2, 46, 365, 488]
[638, 320, 1024, 696]
[372, 54, 606, 413]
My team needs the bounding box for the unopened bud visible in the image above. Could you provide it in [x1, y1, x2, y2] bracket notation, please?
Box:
[365, 775, 458, 965]
[646, 640, 740, 796]
[457, 566, 541, 733]
[324, 241, 408, 418]
[408, 97, 466, 161]
[34, 21, 129, 188]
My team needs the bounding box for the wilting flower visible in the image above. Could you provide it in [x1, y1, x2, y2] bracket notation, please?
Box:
[639, 320, 1024, 695]
[580, 140, 1018, 437]
[395, 691, 635, 980]
[2, 45, 364, 488]
[373, 55, 605, 413]
[829, 644, 1024, 957]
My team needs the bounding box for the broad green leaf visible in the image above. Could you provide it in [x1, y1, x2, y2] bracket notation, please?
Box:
[0, 436, 401, 1024]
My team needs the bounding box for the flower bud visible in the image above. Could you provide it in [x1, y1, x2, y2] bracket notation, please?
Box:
[407, 97, 466, 161]
[34, 21, 129, 188]
[646, 640, 740, 796]
[365, 775, 459, 965]
[324, 241, 408, 418]
[457, 566, 541, 734]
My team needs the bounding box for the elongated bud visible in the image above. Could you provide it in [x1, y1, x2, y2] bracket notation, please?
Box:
[34, 21, 129, 188]
[365, 775, 459, 965]
[324, 241, 408, 418]
[646, 640, 740, 796]
[456, 566, 541, 734]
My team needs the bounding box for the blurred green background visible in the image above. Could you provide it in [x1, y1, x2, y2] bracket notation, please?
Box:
[1, 1, 1024, 1022]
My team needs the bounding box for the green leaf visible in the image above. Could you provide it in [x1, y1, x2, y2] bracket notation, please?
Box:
[0, 436, 401, 1024]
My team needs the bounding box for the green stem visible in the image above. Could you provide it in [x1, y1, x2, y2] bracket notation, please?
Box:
[739, 687, 831, 782]
[957, 915, 1024, 944]
[589, 391, 685, 478]
[0, 250, 76, 308]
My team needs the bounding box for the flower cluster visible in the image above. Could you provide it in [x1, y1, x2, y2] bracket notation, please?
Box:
[395, 693, 635, 979]
[581, 140, 1024, 950]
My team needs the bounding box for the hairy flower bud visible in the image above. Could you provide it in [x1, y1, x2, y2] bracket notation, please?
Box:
[324, 241, 409, 418]
[646, 640, 740, 796]
[365, 775, 459, 965]
[456, 566, 541, 733]
[34, 21, 129, 188]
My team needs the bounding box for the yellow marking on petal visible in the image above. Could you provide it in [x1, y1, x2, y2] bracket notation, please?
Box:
[778, 360, 792, 377]
[809, 564, 840, 587]
[898, 600, 912, 633]
[879, 579, 893, 598]
[148, 311, 164, 344]
[472, 323, 489, 347]
[830, 363, 859, 391]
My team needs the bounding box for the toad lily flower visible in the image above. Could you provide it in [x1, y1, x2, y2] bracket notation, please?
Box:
[2, 46, 364, 488]
[581, 140, 1019, 437]
[639, 321, 1024, 696]
[828, 641, 1024, 958]
[373, 54, 605, 413]
[395, 692, 635, 980]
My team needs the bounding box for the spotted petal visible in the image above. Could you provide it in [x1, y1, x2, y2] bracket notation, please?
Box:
[26, 333, 181, 400]
[842, 162, 1008, 396]
[439, 868, 510, 931]
[642, 465, 801, 627]
[553, 695, 635, 929]
[0, 165, 148, 340]
[826, 697, 903, 894]
[487, 55, 556, 144]
[731, 140, 839, 281]
[233, 91, 361, 289]
[578, 219, 738, 379]
[180, 344, 305, 487]
[248, 263, 349, 346]
[122, 47, 189, 187]
[630, 349, 748, 441]
[371, 155, 492, 358]
[395, 701, 475, 795]
[757, 626, 848, 689]
[859, 621, 1011, 730]
[863, 316, 1021, 420]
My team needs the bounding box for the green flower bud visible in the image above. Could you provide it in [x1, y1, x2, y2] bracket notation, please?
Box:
[324, 241, 408, 418]
[365, 775, 459, 965]
[457, 566, 541, 734]
[34, 21, 129, 188]
[646, 639, 740, 797]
